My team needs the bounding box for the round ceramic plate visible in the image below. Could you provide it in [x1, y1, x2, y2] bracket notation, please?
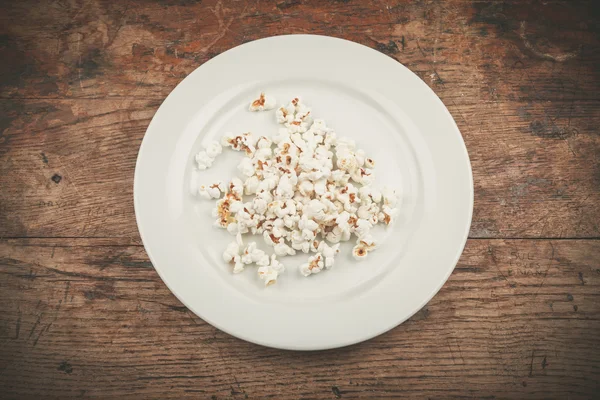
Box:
[134, 35, 473, 350]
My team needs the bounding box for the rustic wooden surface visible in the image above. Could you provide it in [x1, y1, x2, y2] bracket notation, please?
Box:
[0, 0, 599, 399]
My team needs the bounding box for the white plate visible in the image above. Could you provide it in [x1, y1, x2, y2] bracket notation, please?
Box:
[134, 35, 473, 350]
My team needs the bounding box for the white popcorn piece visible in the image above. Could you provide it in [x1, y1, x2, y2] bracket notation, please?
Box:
[304, 199, 327, 221]
[299, 253, 324, 277]
[357, 202, 380, 225]
[359, 235, 377, 250]
[382, 186, 399, 207]
[252, 196, 269, 215]
[223, 240, 245, 273]
[222, 132, 256, 155]
[195, 151, 213, 170]
[336, 150, 358, 173]
[285, 118, 309, 134]
[241, 242, 268, 265]
[244, 176, 260, 195]
[237, 157, 255, 177]
[256, 253, 270, 266]
[226, 222, 238, 235]
[364, 157, 375, 169]
[232, 256, 245, 273]
[257, 255, 285, 286]
[222, 241, 240, 263]
[352, 244, 369, 261]
[354, 149, 366, 167]
[274, 241, 296, 257]
[379, 204, 398, 226]
[353, 218, 373, 238]
[351, 167, 373, 185]
[352, 235, 377, 261]
[275, 174, 294, 199]
[213, 197, 234, 227]
[276, 104, 295, 124]
[198, 181, 225, 200]
[205, 140, 222, 158]
[249, 92, 276, 111]
[272, 127, 291, 144]
[229, 177, 244, 198]
[324, 131, 337, 149]
[313, 179, 327, 196]
[318, 241, 340, 269]
[256, 136, 273, 149]
[325, 225, 342, 243]
[195, 139, 223, 171]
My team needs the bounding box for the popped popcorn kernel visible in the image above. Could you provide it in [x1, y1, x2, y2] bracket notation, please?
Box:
[249, 92, 276, 111]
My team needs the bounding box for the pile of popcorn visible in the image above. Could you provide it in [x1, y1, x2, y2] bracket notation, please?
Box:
[192, 93, 399, 286]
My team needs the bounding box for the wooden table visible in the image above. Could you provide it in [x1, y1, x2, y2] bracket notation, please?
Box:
[1, 1, 598, 398]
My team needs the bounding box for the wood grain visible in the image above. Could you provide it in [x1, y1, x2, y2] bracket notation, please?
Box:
[0, 238, 598, 399]
[1, 0, 598, 101]
[1, 0, 599, 398]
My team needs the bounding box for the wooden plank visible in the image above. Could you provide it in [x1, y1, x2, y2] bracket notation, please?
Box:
[0, 238, 598, 398]
[0, 0, 598, 102]
[0, 98, 598, 238]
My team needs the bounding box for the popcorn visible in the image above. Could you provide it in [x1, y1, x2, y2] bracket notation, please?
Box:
[304, 199, 327, 221]
[238, 157, 255, 177]
[318, 241, 340, 268]
[352, 244, 369, 260]
[244, 176, 260, 195]
[256, 136, 272, 149]
[205, 140, 223, 158]
[382, 186, 399, 207]
[253, 191, 271, 215]
[226, 222, 239, 235]
[196, 95, 399, 286]
[249, 92, 276, 111]
[379, 204, 398, 226]
[351, 167, 373, 185]
[299, 253, 324, 277]
[275, 174, 294, 199]
[273, 128, 291, 144]
[358, 185, 382, 204]
[330, 170, 349, 186]
[352, 235, 377, 261]
[313, 179, 327, 196]
[276, 104, 295, 124]
[229, 178, 244, 198]
[357, 202, 380, 225]
[222, 241, 240, 264]
[213, 197, 235, 228]
[274, 242, 296, 257]
[223, 234, 246, 273]
[194, 140, 223, 171]
[222, 132, 256, 155]
[241, 242, 269, 265]
[353, 218, 373, 238]
[195, 151, 214, 170]
[258, 255, 284, 286]
[198, 181, 225, 199]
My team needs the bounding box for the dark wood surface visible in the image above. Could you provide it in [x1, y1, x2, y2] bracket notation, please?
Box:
[1, 0, 599, 398]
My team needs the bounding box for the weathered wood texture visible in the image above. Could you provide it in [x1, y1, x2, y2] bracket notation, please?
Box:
[1, 0, 599, 398]
[0, 239, 598, 399]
